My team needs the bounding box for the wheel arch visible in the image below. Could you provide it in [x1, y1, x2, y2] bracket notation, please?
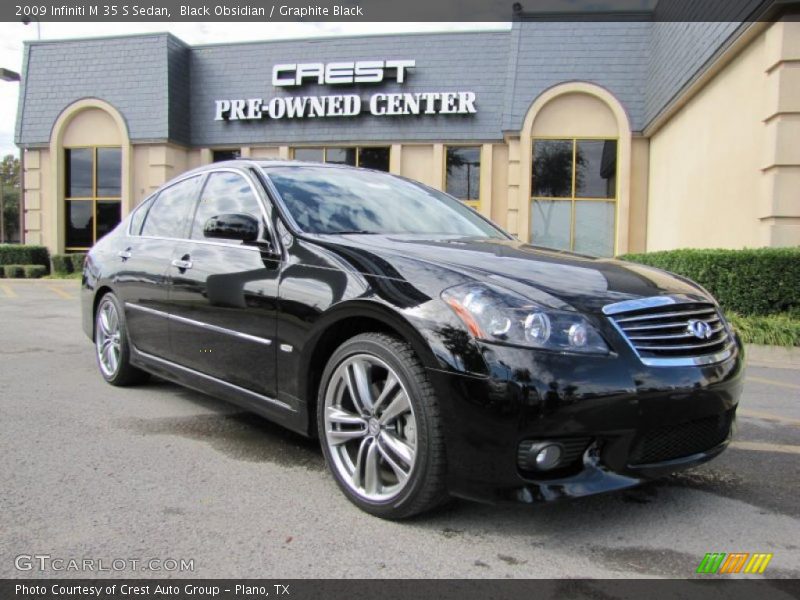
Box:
[90, 285, 115, 340]
[299, 300, 441, 437]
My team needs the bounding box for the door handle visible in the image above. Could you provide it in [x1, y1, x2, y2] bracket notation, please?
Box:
[118, 249, 132, 260]
[171, 258, 193, 270]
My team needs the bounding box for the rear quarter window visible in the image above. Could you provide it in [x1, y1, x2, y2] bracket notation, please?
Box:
[128, 196, 155, 236]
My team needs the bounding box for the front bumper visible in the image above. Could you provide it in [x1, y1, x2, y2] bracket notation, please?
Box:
[426, 336, 744, 504]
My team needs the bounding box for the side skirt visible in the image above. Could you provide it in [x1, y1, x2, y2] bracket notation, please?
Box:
[130, 345, 310, 437]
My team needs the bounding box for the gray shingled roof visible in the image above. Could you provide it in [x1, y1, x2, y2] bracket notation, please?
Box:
[15, 22, 741, 147]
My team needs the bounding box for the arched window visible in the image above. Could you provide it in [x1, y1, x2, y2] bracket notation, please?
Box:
[50, 99, 130, 253]
[521, 85, 631, 257]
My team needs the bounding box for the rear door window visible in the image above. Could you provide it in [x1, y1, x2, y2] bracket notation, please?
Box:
[141, 176, 203, 239]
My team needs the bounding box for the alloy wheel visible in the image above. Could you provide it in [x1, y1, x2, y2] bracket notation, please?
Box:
[96, 300, 122, 378]
[323, 354, 418, 502]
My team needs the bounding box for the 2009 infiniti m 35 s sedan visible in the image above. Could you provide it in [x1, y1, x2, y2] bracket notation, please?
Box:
[82, 160, 743, 519]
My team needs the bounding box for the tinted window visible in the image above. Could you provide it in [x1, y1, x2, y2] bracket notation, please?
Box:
[141, 176, 202, 239]
[129, 197, 154, 236]
[97, 147, 122, 196]
[358, 147, 390, 171]
[575, 140, 617, 198]
[212, 149, 241, 162]
[266, 166, 505, 239]
[326, 148, 356, 166]
[66, 201, 93, 248]
[293, 148, 324, 162]
[446, 147, 481, 201]
[191, 172, 263, 240]
[65, 148, 93, 198]
[532, 139, 573, 198]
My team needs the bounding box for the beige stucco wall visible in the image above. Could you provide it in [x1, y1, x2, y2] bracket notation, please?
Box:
[628, 137, 650, 253]
[399, 144, 436, 187]
[531, 92, 618, 138]
[490, 144, 509, 228]
[761, 19, 800, 246]
[647, 30, 766, 250]
[22, 148, 47, 247]
[131, 143, 191, 206]
[647, 19, 800, 250]
[62, 108, 121, 146]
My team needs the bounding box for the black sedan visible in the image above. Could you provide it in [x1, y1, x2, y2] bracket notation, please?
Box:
[81, 160, 743, 519]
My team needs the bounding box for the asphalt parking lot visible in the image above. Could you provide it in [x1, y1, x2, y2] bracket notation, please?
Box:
[1, 280, 799, 579]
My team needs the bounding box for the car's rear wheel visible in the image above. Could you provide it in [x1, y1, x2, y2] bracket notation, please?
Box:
[318, 332, 448, 519]
[95, 292, 148, 386]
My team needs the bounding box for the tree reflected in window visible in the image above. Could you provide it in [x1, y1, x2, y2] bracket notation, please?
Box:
[531, 138, 617, 256]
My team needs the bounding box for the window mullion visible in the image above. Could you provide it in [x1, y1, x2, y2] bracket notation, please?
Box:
[570, 139, 577, 251]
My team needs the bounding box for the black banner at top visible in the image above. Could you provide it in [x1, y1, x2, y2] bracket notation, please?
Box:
[2, 0, 799, 22]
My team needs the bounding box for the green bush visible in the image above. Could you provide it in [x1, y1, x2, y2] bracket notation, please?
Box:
[619, 248, 800, 316]
[727, 312, 800, 347]
[0, 244, 49, 270]
[51, 254, 73, 275]
[3, 264, 24, 278]
[69, 252, 87, 273]
[23, 264, 47, 279]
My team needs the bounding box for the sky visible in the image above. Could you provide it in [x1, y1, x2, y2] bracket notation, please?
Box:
[0, 21, 510, 159]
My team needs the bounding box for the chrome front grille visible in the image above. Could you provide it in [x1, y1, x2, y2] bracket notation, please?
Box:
[603, 295, 735, 367]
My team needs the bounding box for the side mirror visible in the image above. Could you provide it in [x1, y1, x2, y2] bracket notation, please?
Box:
[203, 213, 260, 243]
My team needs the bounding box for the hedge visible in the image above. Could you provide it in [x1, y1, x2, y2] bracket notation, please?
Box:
[51, 254, 73, 275]
[0, 245, 49, 270]
[69, 252, 87, 273]
[619, 247, 800, 316]
[51, 253, 87, 275]
[3, 265, 24, 278]
[23, 265, 47, 279]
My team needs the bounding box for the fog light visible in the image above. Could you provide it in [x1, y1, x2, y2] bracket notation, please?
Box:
[518, 441, 564, 472]
[534, 443, 563, 470]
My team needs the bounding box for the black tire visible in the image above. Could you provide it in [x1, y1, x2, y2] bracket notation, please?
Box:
[317, 332, 448, 519]
[94, 292, 149, 387]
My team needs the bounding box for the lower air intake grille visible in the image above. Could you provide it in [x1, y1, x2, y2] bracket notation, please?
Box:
[630, 412, 733, 466]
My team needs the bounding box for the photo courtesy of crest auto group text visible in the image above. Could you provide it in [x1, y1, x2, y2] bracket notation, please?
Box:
[1, 0, 800, 597]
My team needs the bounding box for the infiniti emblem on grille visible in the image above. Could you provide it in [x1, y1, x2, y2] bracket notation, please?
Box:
[687, 319, 713, 339]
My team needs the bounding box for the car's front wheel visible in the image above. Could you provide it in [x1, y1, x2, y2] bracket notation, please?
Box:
[318, 333, 448, 519]
[95, 292, 148, 386]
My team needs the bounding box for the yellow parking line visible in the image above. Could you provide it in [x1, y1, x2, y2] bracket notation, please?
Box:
[1, 283, 17, 298]
[738, 409, 800, 428]
[747, 376, 800, 391]
[47, 286, 74, 300]
[730, 441, 800, 455]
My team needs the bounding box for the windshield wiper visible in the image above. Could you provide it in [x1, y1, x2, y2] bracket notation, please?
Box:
[328, 230, 380, 234]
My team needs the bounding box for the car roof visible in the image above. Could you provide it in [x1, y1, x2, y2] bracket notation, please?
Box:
[177, 158, 369, 179]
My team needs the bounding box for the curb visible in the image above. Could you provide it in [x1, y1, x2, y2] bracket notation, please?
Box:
[746, 344, 800, 370]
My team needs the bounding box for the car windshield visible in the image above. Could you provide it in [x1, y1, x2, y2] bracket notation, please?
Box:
[263, 166, 507, 239]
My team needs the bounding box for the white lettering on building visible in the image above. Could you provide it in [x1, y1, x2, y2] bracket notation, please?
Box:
[272, 60, 415, 87]
[215, 92, 476, 121]
[214, 59, 477, 122]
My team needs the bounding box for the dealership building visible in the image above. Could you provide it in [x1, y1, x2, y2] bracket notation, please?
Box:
[13, 12, 800, 256]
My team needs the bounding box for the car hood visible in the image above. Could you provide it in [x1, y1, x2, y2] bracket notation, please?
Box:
[306, 234, 708, 314]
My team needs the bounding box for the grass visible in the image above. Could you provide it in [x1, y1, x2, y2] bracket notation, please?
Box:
[726, 312, 800, 348]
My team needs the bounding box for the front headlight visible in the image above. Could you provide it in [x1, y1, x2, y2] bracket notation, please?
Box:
[441, 283, 610, 354]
